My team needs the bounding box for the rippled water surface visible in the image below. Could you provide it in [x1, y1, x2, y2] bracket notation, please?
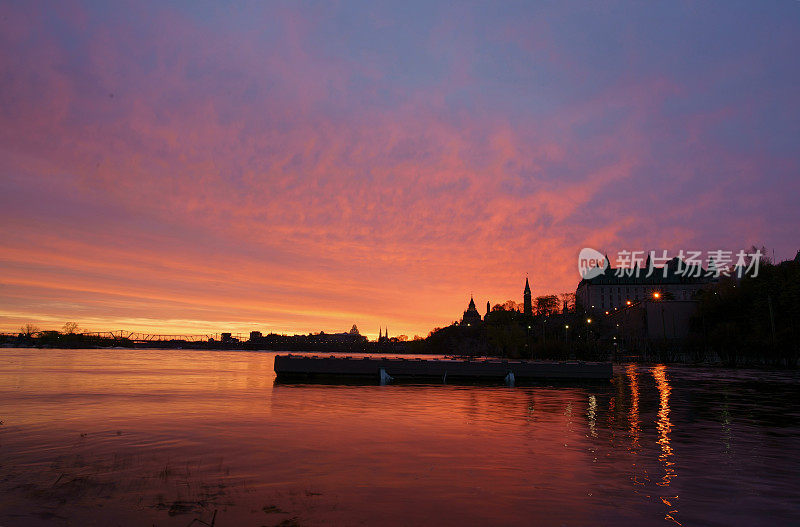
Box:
[0, 349, 798, 526]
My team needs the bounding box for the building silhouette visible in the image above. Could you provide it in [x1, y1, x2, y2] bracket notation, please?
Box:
[461, 296, 483, 326]
[576, 255, 711, 311]
[523, 277, 533, 317]
[459, 277, 533, 324]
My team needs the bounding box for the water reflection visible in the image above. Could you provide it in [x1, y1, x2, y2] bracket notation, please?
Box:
[1, 351, 799, 526]
[627, 364, 640, 449]
[720, 395, 733, 454]
[652, 365, 679, 525]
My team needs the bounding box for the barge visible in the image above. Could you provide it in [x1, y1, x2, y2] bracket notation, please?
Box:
[273, 354, 612, 384]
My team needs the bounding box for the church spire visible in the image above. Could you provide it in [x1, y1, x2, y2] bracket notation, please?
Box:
[523, 275, 533, 317]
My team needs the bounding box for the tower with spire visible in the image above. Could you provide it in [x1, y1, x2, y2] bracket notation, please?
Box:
[378, 327, 389, 342]
[461, 296, 482, 326]
[523, 276, 533, 317]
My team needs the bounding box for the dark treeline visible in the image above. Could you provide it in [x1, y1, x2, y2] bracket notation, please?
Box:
[685, 257, 800, 367]
[2, 330, 134, 349]
[1, 326, 408, 354]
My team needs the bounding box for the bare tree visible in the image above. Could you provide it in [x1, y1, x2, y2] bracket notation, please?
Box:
[20, 323, 39, 337]
[559, 292, 576, 313]
[489, 301, 522, 313]
[745, 245, 771, 265]
[62, 322, 80, 334]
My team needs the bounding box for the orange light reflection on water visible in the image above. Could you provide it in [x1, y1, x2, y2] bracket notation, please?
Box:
[627, 364, 640, 450]
[587, 394, 597, 437]
[652, 364, 680, 525]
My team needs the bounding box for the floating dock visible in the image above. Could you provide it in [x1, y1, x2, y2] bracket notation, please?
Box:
[273, 354, 613, 383]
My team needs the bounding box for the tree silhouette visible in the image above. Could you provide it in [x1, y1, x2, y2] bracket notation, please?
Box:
[62, 322, 80, 334]
[559, 292, 576, 312]
[20, 323, 39, 337]
[535, 295, 559, 316]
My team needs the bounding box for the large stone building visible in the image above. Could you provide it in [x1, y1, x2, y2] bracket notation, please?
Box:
[576, 256, 711, 312]
[609, 299, 699, 342]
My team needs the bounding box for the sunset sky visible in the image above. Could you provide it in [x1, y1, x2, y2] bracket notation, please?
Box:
[1, 1, 798, 339]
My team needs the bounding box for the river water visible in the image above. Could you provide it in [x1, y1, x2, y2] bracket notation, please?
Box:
[0, 349, 797, 526]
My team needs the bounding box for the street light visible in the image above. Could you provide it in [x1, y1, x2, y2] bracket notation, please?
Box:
[585, 319, 593, 347]
[653, 292, 661, 299]
[626, 300, 631, 306]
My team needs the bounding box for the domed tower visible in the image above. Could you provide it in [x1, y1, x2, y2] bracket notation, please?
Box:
[523, 277, 533, 317]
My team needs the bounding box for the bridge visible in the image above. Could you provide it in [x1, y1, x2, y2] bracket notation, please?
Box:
[79, 331, 222, 343]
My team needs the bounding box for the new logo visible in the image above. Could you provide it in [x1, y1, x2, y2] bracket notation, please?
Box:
[578, 248, 607, 279]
